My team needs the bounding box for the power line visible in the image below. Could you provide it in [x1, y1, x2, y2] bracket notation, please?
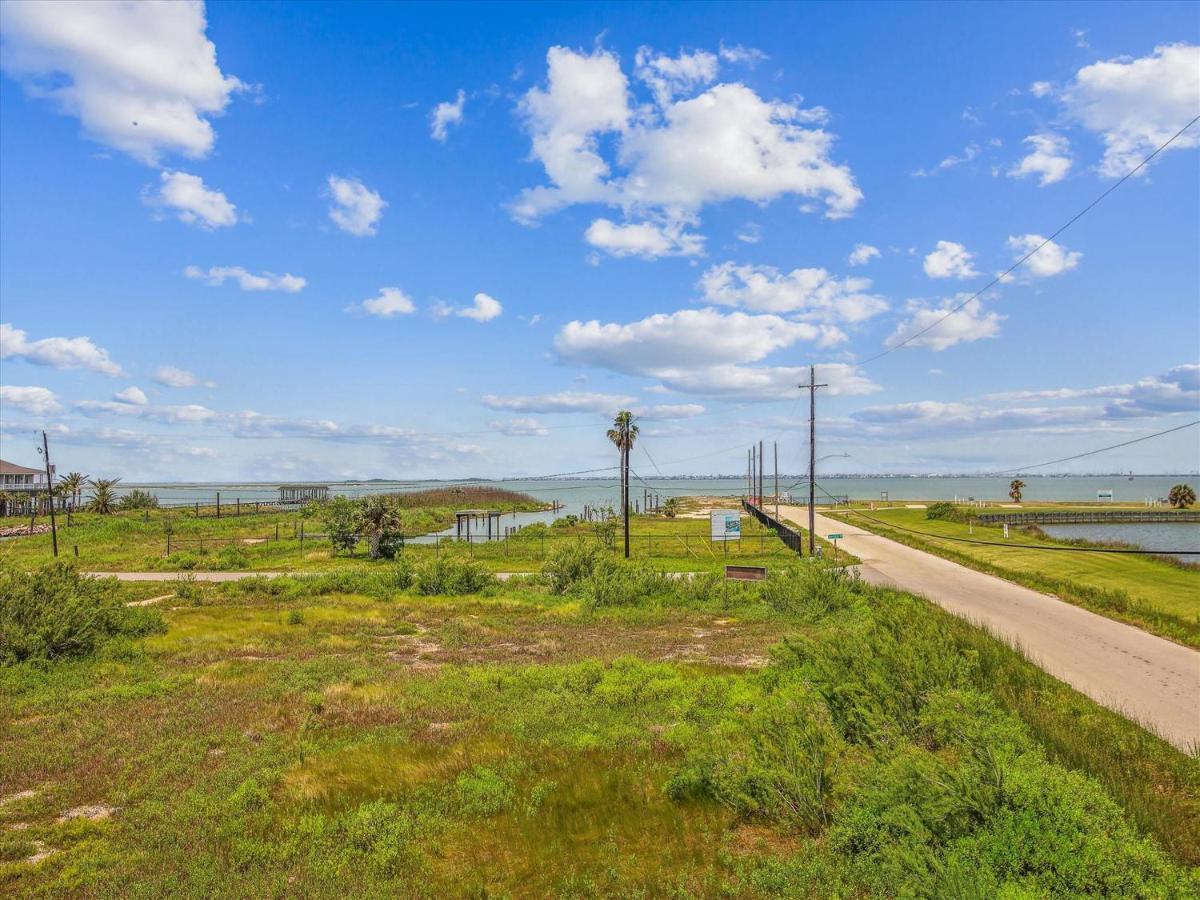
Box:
[987, 420, 1200, 475]
[855, 114, 1200, 367]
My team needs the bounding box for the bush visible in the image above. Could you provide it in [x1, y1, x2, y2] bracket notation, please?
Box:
[541, 539, 607, 594]
[118, 489, 159, 510]
[925, 501, 961, 522]
[413, 558, 495, 595]
[322, 496, 359, 556]
[0, 563, 165, 663]
[551, 515, 580, 528]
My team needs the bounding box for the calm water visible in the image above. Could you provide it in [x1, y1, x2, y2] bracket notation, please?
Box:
[120, 475, 1198, 516]
[1040, 523, 1200, 563]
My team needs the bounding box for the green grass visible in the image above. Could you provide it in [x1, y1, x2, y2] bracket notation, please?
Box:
[825, 506, 1200, 647]
[1, 561, 1196, 896]
[0, 507, 851, 575]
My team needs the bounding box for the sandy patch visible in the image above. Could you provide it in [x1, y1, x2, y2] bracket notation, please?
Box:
[58, 804, 119, 823]
[127, 593, 175, 607]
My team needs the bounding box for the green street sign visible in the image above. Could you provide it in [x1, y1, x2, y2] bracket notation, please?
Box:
[827, 533, 844, 540]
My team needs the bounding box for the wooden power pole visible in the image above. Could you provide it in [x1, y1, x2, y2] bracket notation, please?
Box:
[41, 430, 58, 557]
[758, 440, 764, 507]
[774, 441, 779, 519]
[800, 366, 827, 555]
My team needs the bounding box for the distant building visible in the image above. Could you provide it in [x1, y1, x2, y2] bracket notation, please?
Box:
[0, 458, 53, 492]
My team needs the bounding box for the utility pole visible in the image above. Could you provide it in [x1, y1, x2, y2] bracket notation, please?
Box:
[747, 448, 752, 499]
[799, 366, 828, 555]
[758, 440, 764, 507]
[622, 426, 630, 559]
[40, 430, 59, 557]
[750, 445, 756, 503]
[774, 441, 779, 519]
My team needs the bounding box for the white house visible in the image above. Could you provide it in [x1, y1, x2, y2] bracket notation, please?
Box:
[0, 458, 53, 492]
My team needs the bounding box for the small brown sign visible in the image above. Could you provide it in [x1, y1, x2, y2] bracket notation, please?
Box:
[725, 564, 768, 581]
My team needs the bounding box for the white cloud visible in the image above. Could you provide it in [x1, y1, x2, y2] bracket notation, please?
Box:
[634, 47, 718, 105]
[0, 323, 122, 376]
[646, 362, 878, 400]
[885, 297, 1003, 351]
[699, 262, 887, 324]
[459, 292, 503, 322]
[735, 222, 761, 244]
[146, 171, 237, 229]
[637, 403, 705, 419]
[432, 292, 503, 322]
[847, 243, 881, 266]
[584, 217, 704, 259]
[1009, 133, 1072, 186]
[490, 417, 548, 437]
[923, 241, 979, 279]
[0, 0, 243, 165]
[1030, 81, 1053, 98]
[1106, 364, 1199, 417]
[326, 175, 386, 236]
[511, 46, 861, 232]
[153, 365, 208, 388]
[113, 386, 148, 405]
[1061, 43, 1200, 177]
[430, 89, 466, 141]
[0, 385, 61, 415]
[912, 143, 980, 177]
[184, 265, 306, 292]
[718, 43, 768, 66]
[77, 399, 218, 424]
[354, 287, 415, 318]
[1006, 234, 1081, 277]
[481, 391, 637, 414]
[557, 308, 826, 373]
[853, 400, 1098, 434]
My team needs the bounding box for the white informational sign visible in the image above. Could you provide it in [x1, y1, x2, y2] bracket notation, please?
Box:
[711, 509, 742, 542]
[1097, 490, 1114, 501]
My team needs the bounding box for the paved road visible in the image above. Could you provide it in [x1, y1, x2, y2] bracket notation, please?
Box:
[778, 505, 1200, 751]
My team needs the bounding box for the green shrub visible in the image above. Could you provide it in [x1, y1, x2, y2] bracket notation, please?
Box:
[541, 539, 607, 594]
[322, 496, 360, 555]
[925, 501, 961, 521]
[413, 558, 495, 595]
[551, 514, 580, 528]
[0, 563, 165, 663]
[453, 766, 514, 816]
[214, 545, 249, 570]
[118, 489, 159, 510]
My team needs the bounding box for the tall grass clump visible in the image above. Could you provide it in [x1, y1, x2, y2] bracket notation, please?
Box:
[0, 562, 165, 663]
[413, 558, 496, 595]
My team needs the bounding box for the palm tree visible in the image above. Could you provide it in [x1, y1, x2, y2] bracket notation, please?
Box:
[1167, 483, 1196, 509]
[59, 472, 87, 510]
[357, 495, 403, 558]
[87, 477, 121, 514]
[607, 410, 639, 559]
[1008, 479, 1025, 503]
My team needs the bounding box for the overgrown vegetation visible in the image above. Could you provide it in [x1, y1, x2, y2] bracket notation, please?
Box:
[0, 563, 165, 663]
[2, 556, 1196, 895]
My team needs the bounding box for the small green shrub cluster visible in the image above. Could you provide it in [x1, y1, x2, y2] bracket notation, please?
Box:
[219, 561, 416, 602]
[665, 574, 1192, 896]
[413, 558, 496, 595]
[118, 489, 159, 510]
[0, 563, 165, 663]
[925, 501, 967, 522]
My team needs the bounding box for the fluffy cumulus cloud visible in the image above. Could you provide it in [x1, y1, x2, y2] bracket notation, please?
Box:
[510, 45, 861, 252]
[911, 143, 980, 177]
[698, 262, 887, 325]
[184, 265, 306, 292]
[584, 217, 704, 259]
[646, 362, 877, 400]
[923, 241, 979, 280]
[355, 287, 415, 318]
[430, 89, 466, 141]
[853, 400, 1099, 435]
[113, 386, 148, 405]
[637, 403, 705, 419]
[0, 323, 122, 375]
[480, 391, 638, 415]
[847, 243, 880, 266]
[490, 417, 549, 437]
[326, 175, 386, 236]
[1006, 234, 1082, 277]
[432, 293, 503, 322]
[153, 365, 209, 388]
[1009, 133, 1072, 186]
[145, 171, 237, 229]
[1061, 43, 1200, 177]
[554, 308, 876, 400]
[885, 297, 1003, 351]
[0, 0, 243, 164]
[1106, 364, 1200, 418]
[0, 384, 61, 415]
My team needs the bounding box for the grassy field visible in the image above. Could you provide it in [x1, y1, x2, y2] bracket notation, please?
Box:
[0, 505, 845, 575]
[824, 506, 1200, 647]
[1, 558, 1197, 896]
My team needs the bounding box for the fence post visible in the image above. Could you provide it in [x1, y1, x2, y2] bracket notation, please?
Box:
[195, 501, 199, 517]
[300, 522, 304, 551]
[216, 492, 221, 519]
[275, 522, 280, 541]
[166, 532, 171, 555]
[237, 498, 241, 517]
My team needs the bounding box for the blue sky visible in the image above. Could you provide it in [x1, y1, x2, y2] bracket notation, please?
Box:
[1, 0, 1197, 481]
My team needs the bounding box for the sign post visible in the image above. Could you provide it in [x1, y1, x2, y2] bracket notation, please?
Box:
[827, 532, 843, 564]
[710, 509, 742, 544]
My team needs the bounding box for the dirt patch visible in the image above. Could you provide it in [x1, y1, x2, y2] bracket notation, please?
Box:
[0, 788, 38, 807]
[127, 593, 175, 607]
[58, 804, 119, 823]
[26, 840, 58, 865]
